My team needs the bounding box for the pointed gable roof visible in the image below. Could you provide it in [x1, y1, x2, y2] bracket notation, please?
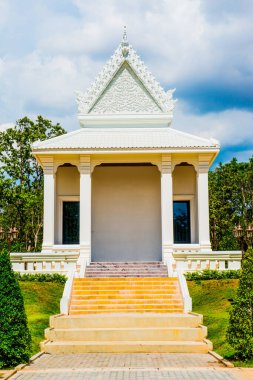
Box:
[76, 28, 176, 126]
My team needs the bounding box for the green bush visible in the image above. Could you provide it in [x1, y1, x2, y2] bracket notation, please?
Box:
[227, 247, 253, 360]
[15, 273, 67, 283]
[186, 269, 241, 282]
[0, 251, 31, 368]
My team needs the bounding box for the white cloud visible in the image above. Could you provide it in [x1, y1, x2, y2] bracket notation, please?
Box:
[173, 101, 253, 149]
[0, 0, 252, 163]
[0, 123, 14, 132]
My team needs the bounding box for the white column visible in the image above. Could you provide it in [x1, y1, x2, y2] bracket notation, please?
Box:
[42, 157, 55, 253]
[197, 156, 211, 252]
[79, 155, 91, 265]
[161, 154, 174, 271]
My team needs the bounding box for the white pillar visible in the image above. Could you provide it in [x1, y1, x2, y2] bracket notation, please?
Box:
[161, 154, 174, 271]
[197, 157, 211, 252]
[79, 155, 91, 265]
[42, 157, 55, 253]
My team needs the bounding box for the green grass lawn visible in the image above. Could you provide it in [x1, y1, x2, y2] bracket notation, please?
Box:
[20, 281, 64, 355]
[188, 279, 253, 367]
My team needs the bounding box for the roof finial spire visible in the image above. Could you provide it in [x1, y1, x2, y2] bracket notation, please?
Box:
[121, 26, 129, 58]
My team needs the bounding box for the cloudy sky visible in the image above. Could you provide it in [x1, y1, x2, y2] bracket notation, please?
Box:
[0, 0, 252, 164]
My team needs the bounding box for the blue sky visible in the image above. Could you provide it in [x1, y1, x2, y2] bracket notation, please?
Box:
[0, 0, 253, 164]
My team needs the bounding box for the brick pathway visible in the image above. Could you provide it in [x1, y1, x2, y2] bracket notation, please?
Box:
[10, 353, 248, 380]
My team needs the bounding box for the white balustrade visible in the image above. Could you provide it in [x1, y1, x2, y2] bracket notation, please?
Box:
[172, 250, 242, 272]
[10, 252, 79, 274]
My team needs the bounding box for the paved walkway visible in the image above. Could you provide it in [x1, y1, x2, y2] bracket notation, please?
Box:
[10, 353, 252, 380]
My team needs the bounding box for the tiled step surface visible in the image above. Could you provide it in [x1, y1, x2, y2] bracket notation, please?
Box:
[42, 313, 212, 354]
[69, 278, 183, 315]
[85, 261, 168, 278]
[43, 340, 212, 354]
[45, 326, 206, 341]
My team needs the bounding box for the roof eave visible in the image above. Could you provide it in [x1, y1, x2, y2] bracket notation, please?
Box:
[32, 147, 220, 155]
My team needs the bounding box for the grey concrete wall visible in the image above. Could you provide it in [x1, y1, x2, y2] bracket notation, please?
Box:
[91, 166, 162, 262]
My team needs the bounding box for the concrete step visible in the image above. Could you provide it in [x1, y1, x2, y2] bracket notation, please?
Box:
[70, 309, 184, 314]
[72, 288, 179, 293]
[86, 274, 168, 277]
[74, 278, 176, 282]
[88, 262, 167, 264]
[85, 262, 168, 278]
[70, 302, 183, 309]
[70, 299, 183, 305]
[72, 287, 178, 291]
[50, 314, 203, 329]
[42, 340, 212, 354]
[71, 294, 182, 300]
[45, 326, 207, 342]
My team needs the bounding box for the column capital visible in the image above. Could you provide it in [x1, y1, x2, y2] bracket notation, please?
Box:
[79, 155, 91, 175]
[40, 156, 54, 175]
[198, 154, 211, 174]
[198, 162, 209, 174]
[161, 154, 172, 174]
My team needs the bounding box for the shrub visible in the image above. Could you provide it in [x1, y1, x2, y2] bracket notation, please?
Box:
[0, 251, 31, 368]
[227, 247, 253, 360]
[15, 273, 67, 283]
[186, 269, 241, 282]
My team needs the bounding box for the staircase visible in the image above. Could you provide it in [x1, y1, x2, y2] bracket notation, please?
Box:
[69, 277, 183, 314]
[85, 261, 168, 277]
[41, 261, 212, 354]
[42, 313, 212, 353]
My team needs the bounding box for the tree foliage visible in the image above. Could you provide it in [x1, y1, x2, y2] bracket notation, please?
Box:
[0, 250, 31, 368]
[227, 247, 253, 359]
[209, 157, 253, 250]
[0, 116, 65, 252]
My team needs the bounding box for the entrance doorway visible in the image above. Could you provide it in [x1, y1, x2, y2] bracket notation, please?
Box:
[91, 165, 162, 261]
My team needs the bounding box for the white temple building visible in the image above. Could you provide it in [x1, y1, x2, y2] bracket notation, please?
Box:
[13, 29, 240, 275]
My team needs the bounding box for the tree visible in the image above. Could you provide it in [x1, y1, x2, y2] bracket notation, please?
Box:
[0, 250, 31, 368]
[0, 116, 65, 252]
[227, 247, 253, 360]
[209, 157, 253, 251]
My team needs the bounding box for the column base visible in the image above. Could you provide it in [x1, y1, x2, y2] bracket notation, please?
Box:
[78, 244, 91, 265]
[199, 242, 212, 253]
[42, 244, 54, 253]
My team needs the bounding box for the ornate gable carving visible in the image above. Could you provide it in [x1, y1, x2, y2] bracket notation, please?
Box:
[76, 29, 176, 116]
[90, 62, 162, 114]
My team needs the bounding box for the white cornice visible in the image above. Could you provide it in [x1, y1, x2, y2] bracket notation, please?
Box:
[78, 114, 173, 126]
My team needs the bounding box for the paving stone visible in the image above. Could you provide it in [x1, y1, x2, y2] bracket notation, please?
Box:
[11, 353, 246, 380]
[12, 354, 253, 380]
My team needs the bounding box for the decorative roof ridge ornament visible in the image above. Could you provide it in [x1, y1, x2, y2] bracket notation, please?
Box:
[76, 29, 177, 115]
[121, 26, 129, 58]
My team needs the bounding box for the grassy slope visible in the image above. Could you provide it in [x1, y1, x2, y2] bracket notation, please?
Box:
[20, 282, 64, 355]
[188, 279, 253, 367]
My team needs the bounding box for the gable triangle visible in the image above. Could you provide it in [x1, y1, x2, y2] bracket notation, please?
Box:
[89, 62, 162, 114]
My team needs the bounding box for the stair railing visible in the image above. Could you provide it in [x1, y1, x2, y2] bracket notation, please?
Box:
[60, 269, 75, 315]
[177, 270, 192, 313]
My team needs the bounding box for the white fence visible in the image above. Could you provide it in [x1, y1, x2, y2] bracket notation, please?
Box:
[172, 251, 242, 272]
[10, 252, 79, 274]
[10, 250, 242, 275]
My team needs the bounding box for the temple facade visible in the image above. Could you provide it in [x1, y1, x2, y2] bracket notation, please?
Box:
[32, 31, 220, 270]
